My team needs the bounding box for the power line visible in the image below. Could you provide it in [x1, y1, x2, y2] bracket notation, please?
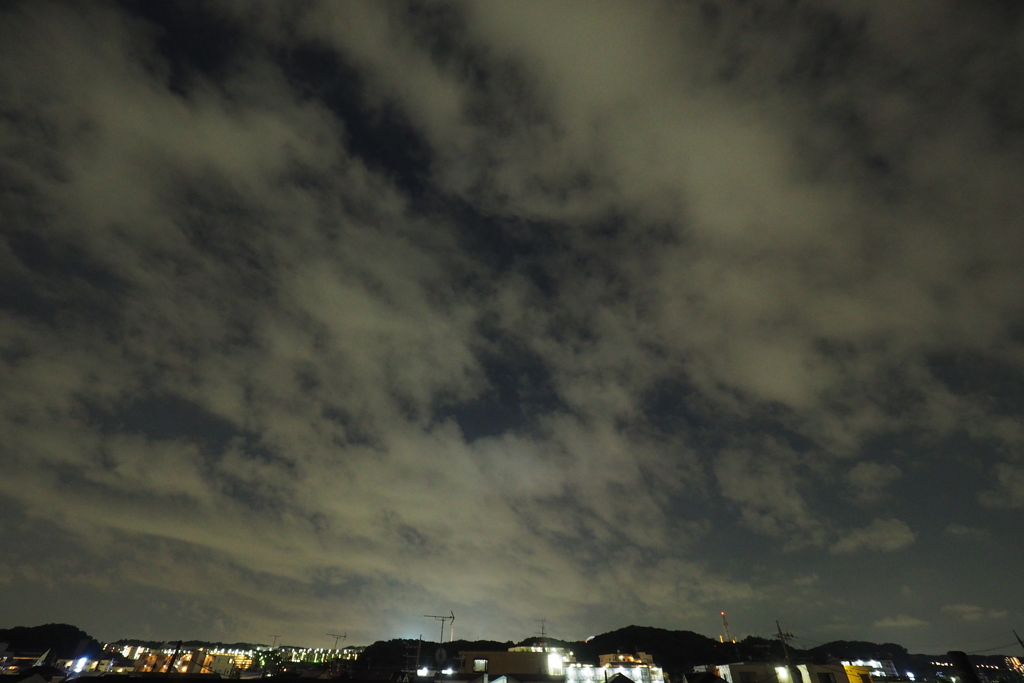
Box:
[790, 635, 828, 646]
[966, 641, 1019, 654]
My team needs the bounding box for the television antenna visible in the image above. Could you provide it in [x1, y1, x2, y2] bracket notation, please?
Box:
[268, 635, 281, 648]
[328, 633, 347, 649]
[424, 612, 455, 644]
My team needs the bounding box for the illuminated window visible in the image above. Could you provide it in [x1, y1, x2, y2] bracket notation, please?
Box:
[474, 659, 488, 673]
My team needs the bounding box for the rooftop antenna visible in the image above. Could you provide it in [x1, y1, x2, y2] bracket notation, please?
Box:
[538, 620, 548, 652]
[328, 633, 346, 649]
[268, 635, 281, 648]
[424, 612, 455, 644]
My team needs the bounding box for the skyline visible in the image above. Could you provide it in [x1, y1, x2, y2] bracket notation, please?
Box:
[6, 620, 1022, 661]
[1, 0, 1023, 653]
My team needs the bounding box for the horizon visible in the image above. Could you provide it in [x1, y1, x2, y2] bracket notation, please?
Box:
[5, 621, 1022, 661]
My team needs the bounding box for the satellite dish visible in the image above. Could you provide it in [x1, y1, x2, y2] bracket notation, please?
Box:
[435, 648, 447, 665]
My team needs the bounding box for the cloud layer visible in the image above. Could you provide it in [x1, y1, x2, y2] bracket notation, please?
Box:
[1, 0, 1023, 653]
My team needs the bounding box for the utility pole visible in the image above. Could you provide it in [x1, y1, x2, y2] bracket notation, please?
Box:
[1015, 630, 1024, 654]
[538, 620, 548, 652]
[165, 641, 183, 677]
[776, 622, 799, 683]
[328, 633, 346, 649]
[424, 612, 455, 644]
[269, 635, 281, 648]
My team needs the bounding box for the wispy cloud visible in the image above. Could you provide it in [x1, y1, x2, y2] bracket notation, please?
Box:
[831, 519, 915, 554]
[874, 615, 929, 629]
[941, 605, 1007, 621]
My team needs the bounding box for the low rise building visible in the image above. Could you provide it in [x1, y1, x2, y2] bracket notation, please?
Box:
[566, 652, 664, 683]
[459, 647, 573, 677]
[699, 662, 854, 683]
[839, 661, 897, 680]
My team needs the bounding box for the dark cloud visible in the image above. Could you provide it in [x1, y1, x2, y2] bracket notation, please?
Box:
[1, 0, 1022, 653]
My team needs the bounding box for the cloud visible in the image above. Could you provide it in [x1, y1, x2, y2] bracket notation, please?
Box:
[941, 604, 1008, 621]
[713, 441, 827, 547]
[831, 519, 916, 554]
[846, 462, 903, 504]
[874, 615, 929, 628]
[943, 524, 991, 540]
[980, 462, 1024, 509]
[1, 0, 1023, 650]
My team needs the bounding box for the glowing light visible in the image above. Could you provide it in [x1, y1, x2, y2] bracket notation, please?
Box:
[777, 668, 789, 680]
[74, 658, 89, 673]
[442, 668, 454, 675]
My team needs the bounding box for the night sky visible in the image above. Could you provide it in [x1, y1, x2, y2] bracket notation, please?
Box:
[2, 0, 1023, 654]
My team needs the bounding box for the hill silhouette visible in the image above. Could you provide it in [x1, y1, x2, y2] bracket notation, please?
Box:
[0, 623, 101, 659]
[357, 637, 514, 670]
[3, 622, 1021, 679]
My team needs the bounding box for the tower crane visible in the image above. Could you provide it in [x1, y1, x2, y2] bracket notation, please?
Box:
[720, 612, 735, 644]
[721, 612, 741, 661]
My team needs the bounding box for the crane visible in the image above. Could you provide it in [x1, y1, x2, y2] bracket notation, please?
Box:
[721, 612, 741, 661]
[720, 612, 735, 644]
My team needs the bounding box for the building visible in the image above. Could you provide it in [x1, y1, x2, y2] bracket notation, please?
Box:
[841, 664, 873, 683]
[53, 654, 134, 674]
[698, 662, 854, 683]
[599, 655, 656, 668]
[839, 661, 898, 680]
[459, 647, 573, 677]
[565, 653, 664, 683]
